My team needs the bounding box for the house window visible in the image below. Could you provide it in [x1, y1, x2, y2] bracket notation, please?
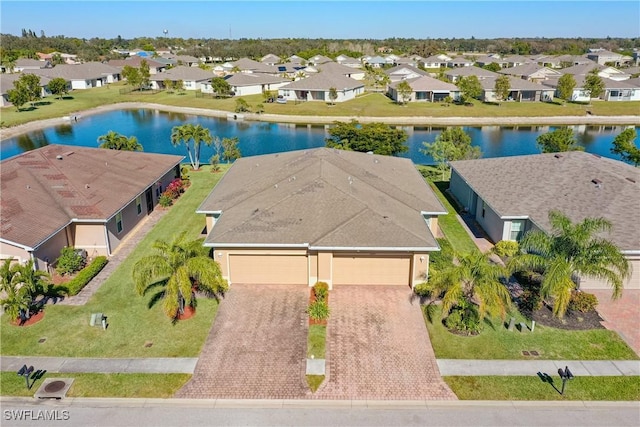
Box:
[510, 220, 525, 241]
[116, 212, 123, 233]
[136, 196, 142, 215]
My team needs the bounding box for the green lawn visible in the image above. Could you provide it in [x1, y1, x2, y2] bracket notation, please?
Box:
[307, 324, 326, 359]
[445, 376, 640, 401]
[0, 372, 190, 398]
[425, 305, 638, 360]
[426, 179, 478, 254]
[0, 165, 230, 358]
[2, 83, 639, 128]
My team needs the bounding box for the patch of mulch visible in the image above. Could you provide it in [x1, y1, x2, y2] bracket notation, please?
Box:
[526, 303, 604, 330]
[10, 310, 45, 327]
[51, 272, 72, 286]
[176, 305, 196, 321]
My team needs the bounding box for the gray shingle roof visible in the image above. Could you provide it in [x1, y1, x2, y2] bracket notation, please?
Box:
[198, 148, 446, 249]
[444, 66, 500, 79]
[232, 58, 277, 73]
[480, 75, 553, 91]
[280, 72, 363, 91]
[224, 73, 289, 86]
[390, 75, 459, 92]
[29, 63, 120, 81]
[1, 145, 183, 249]
[0, 73, 51, 95]
[450, 152, 640, 251]
[150, 65, 213, 81]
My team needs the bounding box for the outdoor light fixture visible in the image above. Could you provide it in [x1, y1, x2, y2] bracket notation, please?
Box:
[419, 256, 425, 263]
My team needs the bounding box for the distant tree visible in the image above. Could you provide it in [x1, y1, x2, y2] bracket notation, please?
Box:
[163, 78, 173, 92]
[421, 127, 482, 180]
[173, 80, 184, 93]
[122, 65, 142, 88]
[584, 72, 605, 100]
[556, 74, 576, 101]
[328, 87, 338, 105]
[254, 103, 265, 114]
[457, 75, 483, 102]
[234, 97, 250, 113]
[325, 120, 408, 156]
[536, 128, 584, 153]
[210, 77, 231, 96]
[98, 130, 143, 151]
[48, 77, 68, 99]
[493, 75, 511, 104]
[611, 128, 640, 166]
[50, 53, 65, 65]
[395, 80, 413, 105]
[171, 124, 213, 170]
[221, 137, 241, 163]
[483, 62, 502, 72]
[139, 59, 151, 89]
[7, 86, 29, 111]
[11, 74, 42, 107]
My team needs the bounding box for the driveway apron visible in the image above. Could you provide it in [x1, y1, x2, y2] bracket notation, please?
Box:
[176, 284, 310, 399]
[314, 286, 456, 400]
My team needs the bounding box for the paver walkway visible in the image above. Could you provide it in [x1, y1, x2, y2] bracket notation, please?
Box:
[314, 286, 456, 400]
[175, 284, 310, 399]
[590, 289, 640, 357]
[57, 207, 169, 306]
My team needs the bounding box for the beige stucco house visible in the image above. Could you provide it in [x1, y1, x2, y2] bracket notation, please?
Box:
[197, 148, 447, 289]
[449, 151, 639, 290]
[0, 145, 183, 270]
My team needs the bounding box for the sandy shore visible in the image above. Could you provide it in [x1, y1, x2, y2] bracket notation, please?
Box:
[1, 101, 639, 141]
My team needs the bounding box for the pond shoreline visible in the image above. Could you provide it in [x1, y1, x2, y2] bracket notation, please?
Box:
[1, 101, 639, 142]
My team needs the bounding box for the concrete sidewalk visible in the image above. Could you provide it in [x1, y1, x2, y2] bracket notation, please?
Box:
[1, 356, 197, 374]
[3, 356, 638, 376]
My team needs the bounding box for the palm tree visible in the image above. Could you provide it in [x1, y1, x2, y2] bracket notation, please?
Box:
[421, 251, 512, 325]
[1, 284, 32, 323]
[509, 210, 630, 318]
[170, 124, 212, 170]
[0, 259, 49, 322]
[98, 131, 143, 151]
[132, 232, 228, 320]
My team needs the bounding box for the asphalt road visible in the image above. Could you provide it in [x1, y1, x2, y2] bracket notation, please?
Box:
[1, 398, 639, 427]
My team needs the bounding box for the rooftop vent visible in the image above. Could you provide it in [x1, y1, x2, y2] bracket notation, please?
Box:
[554, 154, 563, 159]
[626, 177, 636, 183]
[592, 178, 603, 188]
[56, 155, 63, 160]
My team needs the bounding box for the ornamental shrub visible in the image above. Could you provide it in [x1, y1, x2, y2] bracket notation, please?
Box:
[159, 192, 173, 207]
[66, 256, 108, 295]
[444, 305, 483, 334]
[307, 300, 330, 321]
[165, 178, 185, 199]
[313, 282, 329, 301]
[492, 240, 520, 258]
[568, 290, 598, 313]
[56, 246, 85, 276]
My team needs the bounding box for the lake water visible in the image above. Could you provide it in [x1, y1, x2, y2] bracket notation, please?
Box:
[1, 109, 636, 164]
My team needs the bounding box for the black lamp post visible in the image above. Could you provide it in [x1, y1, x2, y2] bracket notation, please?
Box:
[557, 366, 574, 395]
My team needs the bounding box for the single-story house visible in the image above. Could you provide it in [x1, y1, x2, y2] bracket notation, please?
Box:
[363, 56, 387, 68]
[559, 63, 631, 81]
[261, 54, 281, 66]
[13, 59, 52, 72]
[474, 55, 507, 68]
[449, 151, 639, 290]
[278, 72, 364, 102]
[447, 57, 475, 68]
[335, 55, 362, 68]
[30, 63, 120, 90]
[231, 58, 277, 75]
[317, 62, 366, 80]
[443, 66, 500, 83]
[0, 145, 183, 271]
[150, 66, 213, 91]
[422, 54, 451, 69]
[498, 64, 563, 83]
[480, 76, 555, 102]
[544, 76, 640, 102]
[307, 55, 333, 66]
[219, 73, 290, 96]
[108, 57, 167, 74]
[197, 148, 447, 288]
[385, 65, 429, 82]
[0, 73, 52, 107]
[501, 55, 536, 68]
[543, 55, 595, 68]
[388, 75, 460, 103]
[587, 50, 633, 67]
[161, 54, 201, 67]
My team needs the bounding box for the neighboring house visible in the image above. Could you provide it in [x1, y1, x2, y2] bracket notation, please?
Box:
[231, 58, 277, 74]
[364, 56, 387, 68]
[443, 66, 500, 83]
[474, 55, 507, 68]
[480, 76, 555, 102]
[36, 52, 79, 65]
[586, 50, 632, 67]
[0, 145, 183, 271]
[448, 151, 640, 290]
[544, 75, 640, 102]
[197, 148, 447, 288]
[32, 63, 121, 89]
[422, 54, 451, 68]
[544, 54, 594, 68]
[108, 56, 166, 74]
[278, 72, 364, 102]
[0, 73, 52, 107]
[261, 54, 281, 66]
[502, 55, 535, 68]
[273, 62, 306, 78]
[336, 55, 361, 68]
[385, 64, 429, 82]
[307, 55, 333, 66]
[14, 59, 52, 72]
[150, 66, 213, 91]
[219, 73, 290, 96]
[498, 64, 563, 83]
[388, 75, 460, 103]
[288, 55, 305, 65]
[447, 57, 475, 68]
[317, 62, 366, 80]
[560, 63, 631, 81]
[162, 54, 200, 67]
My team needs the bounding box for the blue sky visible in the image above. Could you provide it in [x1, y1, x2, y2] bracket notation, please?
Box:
[1, 1, 639, 39]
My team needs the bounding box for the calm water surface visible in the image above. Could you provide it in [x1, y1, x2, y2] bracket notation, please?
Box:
[1, 109, 636, 164]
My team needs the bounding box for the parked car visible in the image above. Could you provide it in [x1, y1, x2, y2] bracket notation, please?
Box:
[276, 95, 287, 104]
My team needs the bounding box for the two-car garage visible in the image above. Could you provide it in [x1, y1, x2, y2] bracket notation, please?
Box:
[226, 253, 413, 287]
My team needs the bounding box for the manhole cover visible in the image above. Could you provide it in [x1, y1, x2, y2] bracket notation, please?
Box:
[44, 380, 67, 393]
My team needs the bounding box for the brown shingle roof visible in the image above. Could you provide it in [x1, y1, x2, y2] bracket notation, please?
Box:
[450, 152, 640, 251]
[198, 148, 446, 249]
[1, 145, 183, 249]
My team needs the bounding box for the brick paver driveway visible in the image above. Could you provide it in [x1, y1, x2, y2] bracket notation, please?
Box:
[176, 284, 310, 399]
[591, 289, 640, 357]
[314, 286, 456, 400]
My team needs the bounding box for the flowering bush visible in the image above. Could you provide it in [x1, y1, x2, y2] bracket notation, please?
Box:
[165, 178, 185, 199]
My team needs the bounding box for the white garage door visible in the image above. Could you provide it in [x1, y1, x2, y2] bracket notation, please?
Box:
[229, 255, 307, 285]
[333, 255, 411, 286]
